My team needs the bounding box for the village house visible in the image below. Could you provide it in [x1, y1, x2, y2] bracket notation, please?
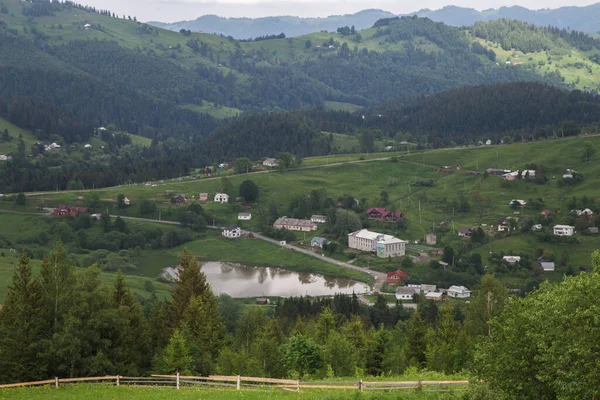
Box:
[510, 199, 527, 208]
[502, 171, 520, 181]
[273, 217, 317, 232]
[538, 258, 555, 271]
[222, 226, 241, 239]
[238, 212, 252, 221]
[199, 193, 209, 201]
[503, 256, 521, 264]
[521, 170, 536, 179]
[311, 215, 327, 223]
[486, 168, 511, 176]
[419, 284, 437, 293]
[386, 269, 408, 285]
[348, 229, 406, 258]
[531, 224, 543, 231]
[497, 218, 510, 232]
[457, 227, 474, 238]
[366, 207, 403, 223]
[310, 237, 328, 249]
[45, 143, 61, 151]
[425, 292, 443, 301]
[395, 286, 416, 300]
[425, 234, 437, 245]
[485, 139, 492, 145]
[214, 193, 229, 204]
[0, 155, 8, 161]
[173, 194, 188, 204]
[573, 208, 594, 217]
[123, 197, 131, 206]
[263, 158, 279, 167]
[53, 204, 90, 216]
[256, 298, 270, 305]
[553, 225, 575, 236]
[447, 285, 471, 299]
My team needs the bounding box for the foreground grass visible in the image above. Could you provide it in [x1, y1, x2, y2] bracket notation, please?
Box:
[0, 385, 460, 399]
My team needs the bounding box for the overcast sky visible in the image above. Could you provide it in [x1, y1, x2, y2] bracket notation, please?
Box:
[76, 0, 600, 22]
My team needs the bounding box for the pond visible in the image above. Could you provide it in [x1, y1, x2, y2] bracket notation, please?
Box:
[162, 262, 370, 298]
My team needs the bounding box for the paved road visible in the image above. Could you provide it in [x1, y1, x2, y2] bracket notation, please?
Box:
[111, 215, 385, 288]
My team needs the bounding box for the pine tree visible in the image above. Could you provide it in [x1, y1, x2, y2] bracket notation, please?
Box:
[160, 329, 195, 375]
[170, 249, 210, 325]
[0, 253, 45, 382]
[404, 311, 428, 367]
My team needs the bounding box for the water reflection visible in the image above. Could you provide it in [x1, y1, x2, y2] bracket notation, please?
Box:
[186, 261, 369, 298]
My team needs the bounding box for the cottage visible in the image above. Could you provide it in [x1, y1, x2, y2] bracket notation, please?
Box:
[502, 256, 521, 264]
[531, 224, 543, 231]
[263, 158, 279, 167]
[84, 23, 91, 30]
[386, 269, 408, 285]
[222, 226, 241, 239]
[502, 171, 520, 181]
[238, 212, 252, 220]
[123, 197, 131, 206]
[420, 284, 437, 293]
[447, 285, 471, 299]
[510, 199, 527, 207]
[311, 215, 327, 223]
[0, 155, 7, 161]
[485, 139, 492, 146]
[348, 229, 406, 258]
[457, 227, 474, 238]
[366, 208, 403, 222]
[425, 292, 443, 301]
[310, 237, 328, 249]
[553, 225, 575, 236]
[538, 258, 555, 271]
[273, 217, 317, 232]
[173, 194, 188, 204]
[214, 193, 229, 204]
[53, 204, 90, 216]
[497, 219, 510, 232]
[199, 193, 209, 201]
[84, 144, 92, 149]
[256, 298, 270, 305]
[395, 286, 417, 300]
[425, 234, 437, 245]
[521, 170, 536, 179]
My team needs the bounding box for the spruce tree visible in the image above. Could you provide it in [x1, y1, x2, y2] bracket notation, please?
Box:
[0, 252, 45, 382]
[170, 249, 210, 324]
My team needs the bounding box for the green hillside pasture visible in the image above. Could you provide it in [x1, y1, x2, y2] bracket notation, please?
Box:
[323, 101, 364, 112]
[0, 118, 38, 155]
[126, 133, 153, 147]
[322, 132, 388, 153]
[0, 385, 459, 400]
[181, 103, 242, 119]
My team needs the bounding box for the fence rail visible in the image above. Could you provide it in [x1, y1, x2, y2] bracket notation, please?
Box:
[0, 374, 469, 392]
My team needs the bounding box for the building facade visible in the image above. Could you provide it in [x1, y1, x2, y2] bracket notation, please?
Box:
[273, 217, 317, 232]
[348, 229, 406, 258]
[222, 226, 241, 239]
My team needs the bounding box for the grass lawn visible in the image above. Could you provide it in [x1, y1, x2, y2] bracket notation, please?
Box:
[0, 384, 460, 399]
[181, 103, 242, 119]
[0, 118, 38, 155]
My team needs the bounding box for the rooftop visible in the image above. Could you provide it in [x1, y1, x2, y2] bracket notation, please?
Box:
[349, 229, 406, 244]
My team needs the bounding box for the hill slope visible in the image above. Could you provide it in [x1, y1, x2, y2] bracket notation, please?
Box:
[148, 9, 395, 39]
[414, 3, 600, 34]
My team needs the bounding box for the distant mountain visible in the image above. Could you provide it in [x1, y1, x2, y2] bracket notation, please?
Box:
[413, 4, 600, 34]
[148, 9, 395, 39]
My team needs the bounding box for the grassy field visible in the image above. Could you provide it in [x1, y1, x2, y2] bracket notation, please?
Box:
[181, 103, 242, 119]
[0, 384, 461, 399]
[323, 101, 364, 112]
[0, 118, 38, 155]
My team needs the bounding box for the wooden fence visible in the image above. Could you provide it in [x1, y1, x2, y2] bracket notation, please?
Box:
[0, 374, 469, 392]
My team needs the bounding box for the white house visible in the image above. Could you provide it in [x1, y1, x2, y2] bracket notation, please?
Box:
[263, 158, 279, 167]
[395, 286, 417, 300]
[485, 139, 492, 145]
[214, 193, 229, 204]
[573, 208, 594, 217]
[503, 256, 521, 264]
[0, 155, 7, 161]
[222, 226, 241, 239]
[509, 199, 527, 207]
[539, 260, 555, 271]
[502, 171, 520, 180]
[531, 224, 543, 231]
[310, 237, 328, 249]
[238, 212, 252, 220]
[521, 170, 536, 179]
[84, 144, 92, 149]
[273, 217, 317, 232]
[447, 285, 471, 299]
[123, 197, 131, 206]
[311, 215, 327, 223]
[84, 23, 91, 30]
[553, 225, 575, 236]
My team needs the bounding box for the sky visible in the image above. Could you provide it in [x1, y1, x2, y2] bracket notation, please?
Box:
[76, 0, 600, 22]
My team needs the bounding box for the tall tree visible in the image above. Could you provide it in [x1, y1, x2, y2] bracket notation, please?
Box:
[403, 311, 428, 367]
[170, 249, 210, 325]
[0, 253, 45, 382]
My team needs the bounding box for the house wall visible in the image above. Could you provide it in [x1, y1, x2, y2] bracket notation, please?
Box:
[379, 242, 405, 258]
[448, 291, 469, 298]
[348, 235, 374, 252]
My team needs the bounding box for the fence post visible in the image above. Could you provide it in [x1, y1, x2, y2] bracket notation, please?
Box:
[55, 377, 59, 388]
[296, 380, 300, 392]
[236, 375, 241, 390]
[116, 375, 120, 387]
[176, 372, 180, 390]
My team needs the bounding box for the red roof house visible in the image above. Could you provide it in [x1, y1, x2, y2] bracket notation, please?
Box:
[386, 269, 408, 285]
[366, 208, 404, 223]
